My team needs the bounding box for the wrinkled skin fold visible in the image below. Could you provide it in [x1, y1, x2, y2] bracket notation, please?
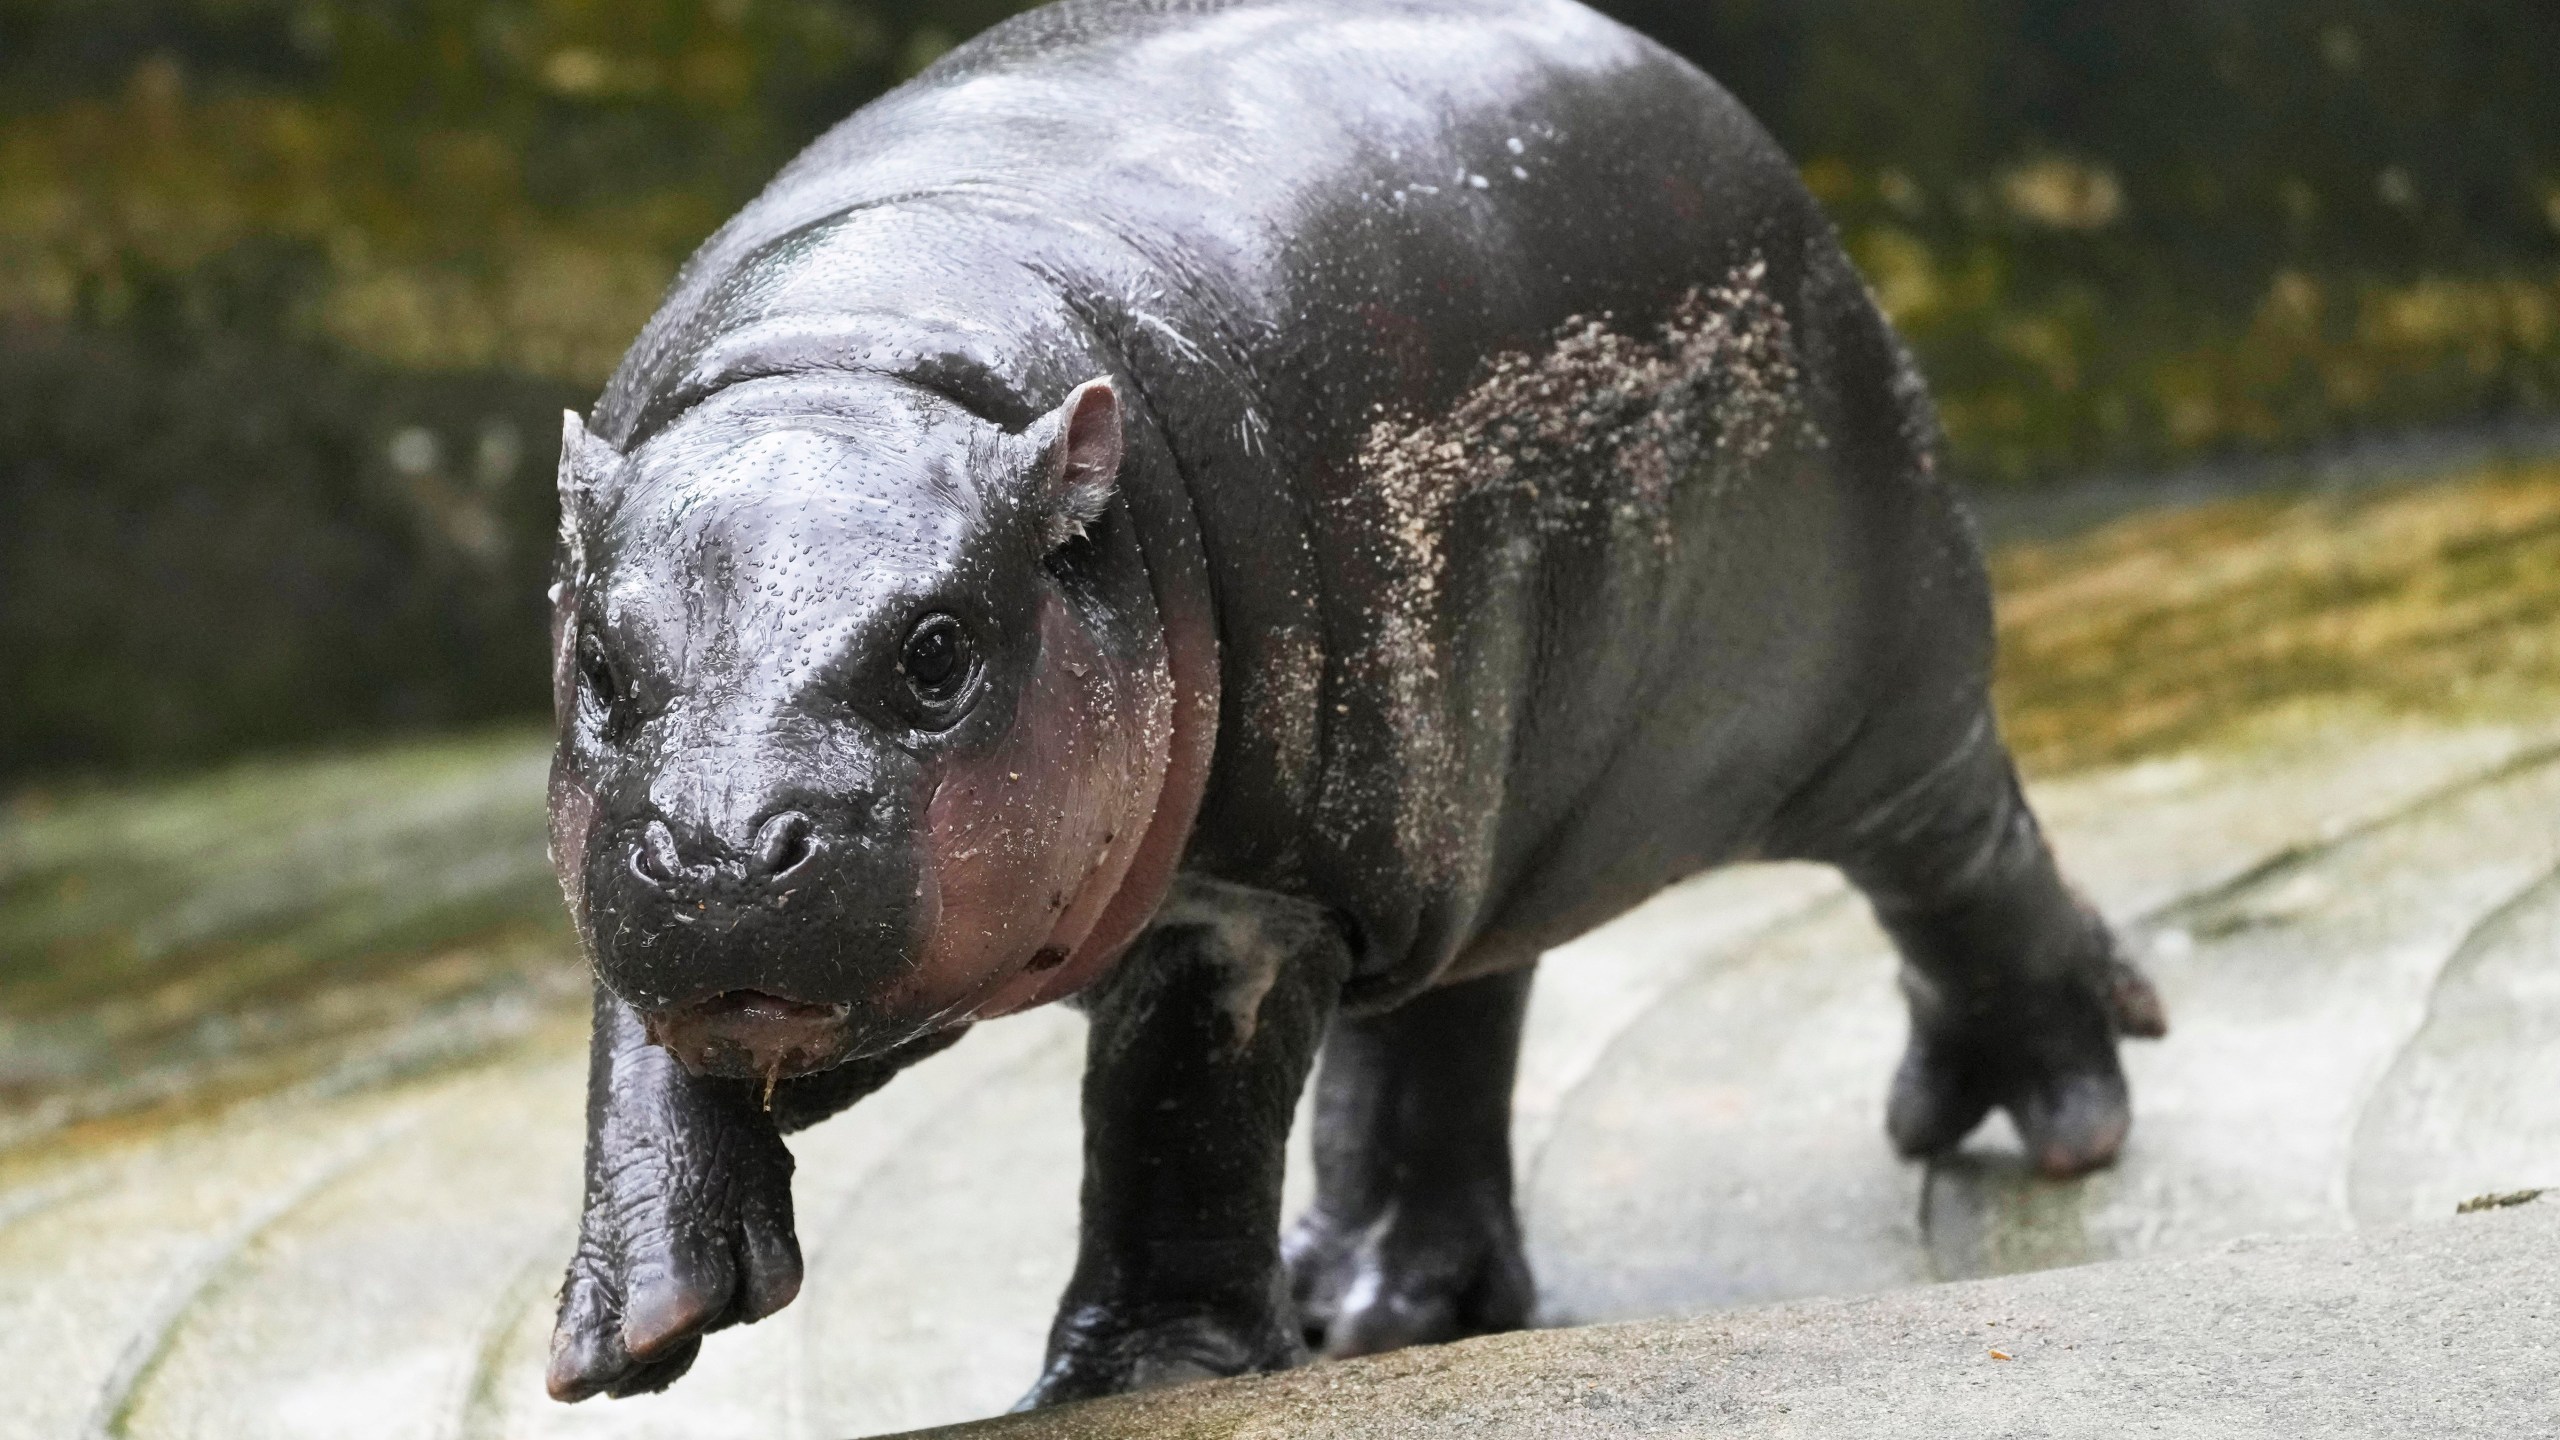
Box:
[542, 0, 2166, 1410]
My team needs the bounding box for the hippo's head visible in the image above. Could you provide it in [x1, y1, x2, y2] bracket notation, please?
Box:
[545, 373, 1184, 1081]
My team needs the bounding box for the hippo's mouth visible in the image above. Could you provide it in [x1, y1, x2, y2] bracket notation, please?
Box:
[642, 990, 856, 1082]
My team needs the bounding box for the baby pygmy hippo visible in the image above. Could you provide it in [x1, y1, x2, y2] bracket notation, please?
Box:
[542, 0, 2165, 1408]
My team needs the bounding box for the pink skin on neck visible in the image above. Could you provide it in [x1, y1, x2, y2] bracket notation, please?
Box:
[899, 566, 1213, 1028]
[975, 548, 1217, 1017]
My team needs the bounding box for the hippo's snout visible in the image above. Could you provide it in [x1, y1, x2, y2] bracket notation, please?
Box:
[629, 810, 820, 898]
[644, 989, 856, 1080]
[578, 774, 920, 1026]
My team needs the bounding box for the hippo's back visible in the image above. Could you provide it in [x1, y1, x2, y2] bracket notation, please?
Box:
[596, 0, 1968, 1004]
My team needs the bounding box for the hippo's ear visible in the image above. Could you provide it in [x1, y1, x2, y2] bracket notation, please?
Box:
[555, 410, 618, 583]
[1027, 377, 1123, 551]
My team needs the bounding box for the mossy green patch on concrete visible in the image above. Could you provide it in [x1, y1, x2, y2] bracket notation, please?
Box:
[0, 725, 578, 1148]
[1994, 459, 2560, 774]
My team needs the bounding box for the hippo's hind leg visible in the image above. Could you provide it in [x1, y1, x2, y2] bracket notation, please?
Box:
[1018, 880, 1352, 1408]
[1283, 965, 1536, 1357]
[1799, 714, 2167, 1178]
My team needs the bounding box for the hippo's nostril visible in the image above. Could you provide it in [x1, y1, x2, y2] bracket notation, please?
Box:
[631, 819, 684, 890]
[753, 811, 816, 881]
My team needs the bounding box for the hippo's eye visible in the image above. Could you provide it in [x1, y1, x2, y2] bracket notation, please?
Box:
[578, 635, 637, 741]
[899, 612, 977, 714]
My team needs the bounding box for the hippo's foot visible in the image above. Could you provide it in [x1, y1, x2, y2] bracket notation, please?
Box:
[1284, 1184, 1534, 1357]
[1887, 956, 2168, 1178]
[546, 1083, 803, 1401]
[1013, 1289, 1304, 1409]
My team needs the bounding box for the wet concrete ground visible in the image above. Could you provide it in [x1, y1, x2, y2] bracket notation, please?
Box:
[6, 464, 2560, 1438]
[917, 1193, 2560, 1439]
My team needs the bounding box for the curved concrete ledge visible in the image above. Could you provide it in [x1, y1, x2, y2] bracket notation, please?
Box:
[912, 1195, 2558, 1440]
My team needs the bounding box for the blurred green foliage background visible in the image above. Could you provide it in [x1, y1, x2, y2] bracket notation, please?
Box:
[4, 0, 2558, 778]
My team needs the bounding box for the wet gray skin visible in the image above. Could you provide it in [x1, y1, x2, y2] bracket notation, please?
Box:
[540, 0, 2163, 1409]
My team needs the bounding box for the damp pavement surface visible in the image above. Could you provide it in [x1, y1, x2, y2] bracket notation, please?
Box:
[7, 463, 2560, 1438]
[913, 1193, 2560, 1440]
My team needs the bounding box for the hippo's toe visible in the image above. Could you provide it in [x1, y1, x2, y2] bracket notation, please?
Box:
[2012, 1066, 2134, 1178]
[1013, 1302, 1302, 1410]
[1885, 1036, 2000, 1160]
[547, 1257, 709, 1402]
[1886, 962, 2162, 1178]
[1284, 1186, 1534, 1359]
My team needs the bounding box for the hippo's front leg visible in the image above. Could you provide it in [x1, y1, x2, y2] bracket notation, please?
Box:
[547, 988, 801, 1400]
[549, 987, 959, 1400]
[1019, 881, 1353, 1407]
